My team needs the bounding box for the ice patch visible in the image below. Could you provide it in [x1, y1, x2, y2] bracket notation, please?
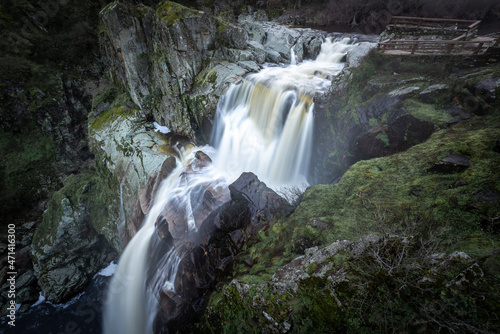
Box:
[31, 293, 46, 308]
[154, 122, 171, 134]
[96, 261, 118, 277]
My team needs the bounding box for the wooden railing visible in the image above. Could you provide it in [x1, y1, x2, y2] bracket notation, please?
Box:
[390, 16, 481, 39]
[379, 37, 500, 55]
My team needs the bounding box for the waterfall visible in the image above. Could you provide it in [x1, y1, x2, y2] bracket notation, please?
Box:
[104, 37, 356, 334]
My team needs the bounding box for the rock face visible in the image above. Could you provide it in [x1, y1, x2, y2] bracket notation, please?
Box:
[148, 171, 293, 332]
[99, 1, 330, 142]
[311, 48, 500, 183]
[31, 173, 117, 303]
[89, 102, 174, 243]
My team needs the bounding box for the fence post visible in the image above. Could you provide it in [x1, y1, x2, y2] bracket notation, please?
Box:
[411, 42, 418, 54]
[474, 42, 484, 54]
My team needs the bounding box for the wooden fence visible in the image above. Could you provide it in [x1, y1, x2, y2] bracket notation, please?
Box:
[390, 16, 481, 40]
[379, 37, 500, 55]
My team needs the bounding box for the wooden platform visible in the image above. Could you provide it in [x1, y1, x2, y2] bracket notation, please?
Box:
[379, 16, 499, 55]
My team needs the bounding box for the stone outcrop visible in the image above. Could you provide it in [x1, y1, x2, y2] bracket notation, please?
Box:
[148, 169, 293, 332]
[99, 1, 331, 142]
[31, 172, 117, 303]
[312, 47, 500, 183]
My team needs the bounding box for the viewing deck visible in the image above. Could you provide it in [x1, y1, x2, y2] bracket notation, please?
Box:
[379, 16, 500, 56]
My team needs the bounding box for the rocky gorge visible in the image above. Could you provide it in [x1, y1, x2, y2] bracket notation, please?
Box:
[1, 0, 500, 333]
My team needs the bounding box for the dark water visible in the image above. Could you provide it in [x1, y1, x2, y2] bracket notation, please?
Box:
[0, 275, 110, 334]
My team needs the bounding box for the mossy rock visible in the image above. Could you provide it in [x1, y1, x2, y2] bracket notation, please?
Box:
[156, 1, 202, 25]
[32, 169, 120, 253]
[299, 111, 500, 253]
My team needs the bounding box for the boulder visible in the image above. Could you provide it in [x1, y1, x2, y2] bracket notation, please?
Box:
[350, 114, 434, 163]
[473, 77, 500, 103]
[229, 172, 294, 226]
[152, 172, 292, 332]
[474, 188, 500, 202]
[429, 154, 471, 173]
[31, 174, 116, 303]
[293, 33, 325, 62]
[345, 42, 377, 68]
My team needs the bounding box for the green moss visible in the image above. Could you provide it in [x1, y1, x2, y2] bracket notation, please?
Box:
[215, 16, 231, 32]
[404, 98, 452, 128]
[89, 105, 139, 132]
[156, 1, 202, 25]
[368, 118, 378, 127]
[206, 233, 500, 334]
[89, 84, 140, 133]
[375, 132, 390, 147]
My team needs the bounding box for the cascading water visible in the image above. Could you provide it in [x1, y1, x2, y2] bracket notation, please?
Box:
[104, 37, 357, 334]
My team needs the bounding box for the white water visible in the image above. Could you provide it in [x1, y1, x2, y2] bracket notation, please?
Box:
[104, 37, 357, 334]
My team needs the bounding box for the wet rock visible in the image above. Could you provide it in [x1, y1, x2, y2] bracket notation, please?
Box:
[447, 106, 473, 126]
[155, 216, 174, 245]
[473, 77, 500, 103]
[31, 177, 116, 303]
[345, 42, 377, 68]
[198, 200, 251, 246]
[139, 157, 177, 216]
[229, 172, 294, 225]
[293, 33, 325, 62]
[350, 114, 434, 163]
[429, 154, 471, 173]
[89, 104, 172, 241]
[474, 188, 500, 202]
[154, 152, 231, 245]
[153, 172, 292, 332]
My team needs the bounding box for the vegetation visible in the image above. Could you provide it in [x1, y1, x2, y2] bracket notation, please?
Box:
[204, 233, 500, 334]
